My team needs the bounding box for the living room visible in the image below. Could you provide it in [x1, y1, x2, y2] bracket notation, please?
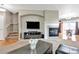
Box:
[0, 4, 79, 54]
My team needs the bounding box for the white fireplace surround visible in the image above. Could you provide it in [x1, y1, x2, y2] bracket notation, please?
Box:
[45, 23, 59, 39]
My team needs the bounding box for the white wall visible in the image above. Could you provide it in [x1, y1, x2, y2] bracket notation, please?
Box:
[19, 10, 44, 16]
[12, 13, 18, 32]
[21, 15, 44, 38]
[5, 10, 13, 37]
[0, 15, 5, 40]
[5, 11, 12, 28]
[44, 10, 59, 39]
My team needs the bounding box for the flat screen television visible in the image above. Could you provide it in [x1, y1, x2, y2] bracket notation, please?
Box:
[27, 21, 40, 29]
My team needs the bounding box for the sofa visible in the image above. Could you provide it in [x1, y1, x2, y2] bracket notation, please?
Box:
[55, 44, 79, 54]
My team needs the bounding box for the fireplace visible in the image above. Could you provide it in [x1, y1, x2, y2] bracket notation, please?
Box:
[49, 28, 59, 37]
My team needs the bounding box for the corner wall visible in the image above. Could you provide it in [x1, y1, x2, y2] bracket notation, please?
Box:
[12, 13, 18, 32]
[5, 10, 13, 38]
[44, 10, 59, 39]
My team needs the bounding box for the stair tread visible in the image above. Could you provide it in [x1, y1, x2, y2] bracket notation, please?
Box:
[9, 35, 18, 36]
[6, 32, 19, 40]
[9, 32, 18, 34]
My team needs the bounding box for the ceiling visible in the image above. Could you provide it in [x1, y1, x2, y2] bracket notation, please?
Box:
[1, 4, 78, 13]
[0, 4, 62, 13]
[1, 4, 79, 18]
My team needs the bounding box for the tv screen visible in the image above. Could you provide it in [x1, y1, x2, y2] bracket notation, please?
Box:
[27, 21, 40, 29]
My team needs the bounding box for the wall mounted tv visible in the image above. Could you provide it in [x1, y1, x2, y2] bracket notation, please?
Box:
[27, 21, 40, 29]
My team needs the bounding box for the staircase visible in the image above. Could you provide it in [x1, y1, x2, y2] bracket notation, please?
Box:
[6, 32, 19, 41]
[0, 32, 19, 45]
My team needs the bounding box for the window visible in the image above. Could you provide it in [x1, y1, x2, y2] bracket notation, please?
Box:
[63, 22, 76, 41]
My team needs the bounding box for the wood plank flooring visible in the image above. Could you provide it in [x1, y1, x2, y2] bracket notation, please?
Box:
[0, 32, 18, 46]
[0, 32, 79, 46]
[0, 39, 18, 46]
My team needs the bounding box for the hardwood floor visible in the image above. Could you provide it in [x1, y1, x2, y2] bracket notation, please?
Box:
[59, 33, 79, 42]
[76, 35, 79, 42]
[0, 32, 18, 46]
[0, 39, 18, 46]
[0, 38, 18, 45]
[0, 32, 79, 46]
